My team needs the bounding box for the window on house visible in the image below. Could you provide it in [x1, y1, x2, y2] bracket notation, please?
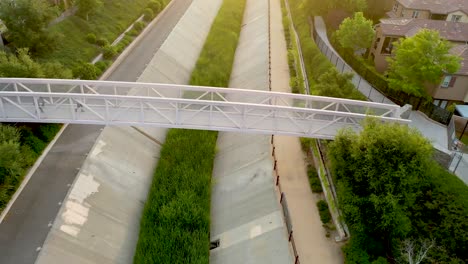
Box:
[451, 15, 462, 22]
[440, 100, 448, 109]
[381, 37, 398, 54]
[412, 11, 419, 18]
[393, 2, 399, 12]
[441, 75, 457, 87]
[433, 99, 440, 106]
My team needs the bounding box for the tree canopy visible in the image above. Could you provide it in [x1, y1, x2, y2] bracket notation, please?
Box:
[335, 12, 375, 53]
[387, 29, 461, 97]
[329, 119, 468, 263]
[313, 69, 366, 100]
[0, 48, 72, 78]
[0, 0, 58, 54]
[305, 0, 366, 15]
[75, 0, 103, 21]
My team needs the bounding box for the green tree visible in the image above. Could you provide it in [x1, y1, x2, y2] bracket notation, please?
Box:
[0, 0, 58, 54]
[330, 119, 433, 259]
[335, 12, 375, 53]
[75, 0, 102, 20]
[0, 125, 23, 185]
[0, 48, 72, 78]
[342, 0, 367, 12]
[313, 69, 366, 100]
[387, 29, 461, 97]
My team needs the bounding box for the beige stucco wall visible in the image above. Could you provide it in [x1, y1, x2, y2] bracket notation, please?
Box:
[431, 75, 468, 102]
[369, 27, 400, 73]
[400, 8, 430, 19]
[447, 11, 468, 22]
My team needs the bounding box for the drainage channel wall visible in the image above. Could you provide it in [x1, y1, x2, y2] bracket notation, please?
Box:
[209, 0, 294, 263]
[35, 0, 223, 263]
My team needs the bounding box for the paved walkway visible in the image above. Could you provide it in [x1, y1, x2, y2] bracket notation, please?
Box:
[270, 0, 343, 263]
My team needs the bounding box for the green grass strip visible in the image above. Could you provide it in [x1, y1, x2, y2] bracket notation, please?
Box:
[133, 0, 246, 263]
[39, 0, 169, 67]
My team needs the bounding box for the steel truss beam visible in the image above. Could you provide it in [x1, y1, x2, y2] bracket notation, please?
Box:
[0, 78, 410, 139]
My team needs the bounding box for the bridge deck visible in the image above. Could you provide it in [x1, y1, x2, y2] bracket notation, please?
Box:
[0, 78, 409, 139]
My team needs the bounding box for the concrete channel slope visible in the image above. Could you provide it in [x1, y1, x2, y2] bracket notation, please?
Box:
[210, 0, 294, 263]
[0, 1, 192, 264]
[35, 0, 223, 263]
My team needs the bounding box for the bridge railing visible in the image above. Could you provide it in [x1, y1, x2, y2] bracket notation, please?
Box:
[0, 78, 401, 116]
[0, 78, 410, 139]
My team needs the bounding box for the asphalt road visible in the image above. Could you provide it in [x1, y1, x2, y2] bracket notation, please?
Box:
[0, 1, 192, 263]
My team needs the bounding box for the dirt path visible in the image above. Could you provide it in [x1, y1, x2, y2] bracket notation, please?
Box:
[270, 0, 344, 263]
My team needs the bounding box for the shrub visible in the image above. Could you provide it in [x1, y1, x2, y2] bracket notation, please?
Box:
[308, 166, 323, 193]
[127, 28, 139, 37]
[38, 124, 61, 142]
[96, 37, 109, 47]
[73, 62, 99, 80]
[102, 45, 117, 60]
[317, 200, 331, 223]
[147, 0, 161, 12]
[133, 21, 145, 32]
[19, 127, 46, 155]
[95, 60, 110, 72]
[143, 8, 154, 21]
[85, 33, 97, 44]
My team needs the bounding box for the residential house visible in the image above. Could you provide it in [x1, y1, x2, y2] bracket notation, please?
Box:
[370, 18, 468, 72]
[428, 45, 468, 108]
[368, 3, 468, 108]
[387, 0, 468, 22]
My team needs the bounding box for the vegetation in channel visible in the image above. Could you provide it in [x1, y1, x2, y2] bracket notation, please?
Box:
[133, 0, 247, 262]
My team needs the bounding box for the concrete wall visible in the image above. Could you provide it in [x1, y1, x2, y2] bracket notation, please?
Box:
[35, 0, 223, 263]
[209, 0, 293, 263]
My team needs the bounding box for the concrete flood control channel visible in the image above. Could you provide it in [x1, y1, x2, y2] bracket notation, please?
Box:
[35, 0, 222, 263]
[210, 0, 293, 263]
[0, 0, 294, 263]
[0, 0, 196, 263]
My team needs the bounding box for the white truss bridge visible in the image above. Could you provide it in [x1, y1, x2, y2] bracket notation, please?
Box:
[0, 78, 410, 139]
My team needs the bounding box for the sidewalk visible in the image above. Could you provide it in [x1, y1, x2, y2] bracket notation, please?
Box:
[270, 0, 343, 263]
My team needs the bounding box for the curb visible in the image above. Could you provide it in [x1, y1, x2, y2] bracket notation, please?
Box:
[0, 124, 69, 224]
[100, 0, 177, 80]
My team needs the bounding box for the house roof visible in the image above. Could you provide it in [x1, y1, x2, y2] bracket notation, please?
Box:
[379, 18, 468, 42]
[450, 44, 468, 75]
[397, 0, 468, 15]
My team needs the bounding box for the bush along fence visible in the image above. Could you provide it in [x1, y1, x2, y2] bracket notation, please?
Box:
[271, 136, 300, 264]
[132, 0, 247, 262]
[315, 19, 453, 125]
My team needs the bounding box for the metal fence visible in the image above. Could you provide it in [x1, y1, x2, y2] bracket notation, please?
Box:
[272, 135, 300, 264]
